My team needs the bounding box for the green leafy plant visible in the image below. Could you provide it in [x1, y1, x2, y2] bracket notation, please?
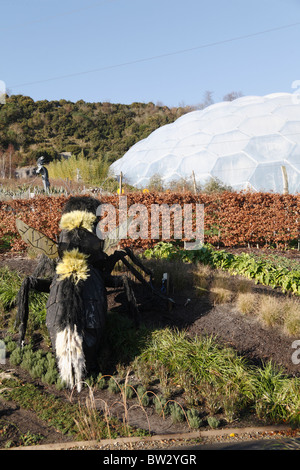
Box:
[0, 266, 22, 309]
[153, 395, 170, 416]
[169, 402, 186, 424]
[19, 431, 43, 446]
[136, 385, 150, 407]
[186, 409, 203, 429]
[107, 376, 120, 394]
[207, 416, 220, 429]
[144, 242, 300, 296]
[135, 327, 300, 426]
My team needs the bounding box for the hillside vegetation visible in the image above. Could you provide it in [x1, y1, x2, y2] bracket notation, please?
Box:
[0, 95, 191, 170]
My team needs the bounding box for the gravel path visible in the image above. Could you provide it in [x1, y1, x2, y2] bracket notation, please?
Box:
[6, 425, 300, 451]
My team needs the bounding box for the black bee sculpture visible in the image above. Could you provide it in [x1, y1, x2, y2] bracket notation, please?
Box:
[15, 196, 170, 391]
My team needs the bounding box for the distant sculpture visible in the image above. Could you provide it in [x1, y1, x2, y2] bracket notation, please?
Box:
[36, 156, 50, 192]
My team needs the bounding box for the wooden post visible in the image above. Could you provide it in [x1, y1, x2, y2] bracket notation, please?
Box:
[281, 166, 289, 194]
[119, 171, 123, 196]
[192, 171, 197, 194]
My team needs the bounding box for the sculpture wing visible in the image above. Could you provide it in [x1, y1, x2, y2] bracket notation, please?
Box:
[103, 215, 134, 253]
[16, 219, 59, 259]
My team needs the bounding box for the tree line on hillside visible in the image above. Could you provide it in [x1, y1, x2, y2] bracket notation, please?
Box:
[0, 91, 242, 182]
[0, 95, 190, 170]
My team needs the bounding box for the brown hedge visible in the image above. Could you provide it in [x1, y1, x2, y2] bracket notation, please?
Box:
[0, 191, 299, 253]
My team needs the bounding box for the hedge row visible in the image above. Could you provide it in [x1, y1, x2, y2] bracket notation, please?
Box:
[0, 191, 299, 252]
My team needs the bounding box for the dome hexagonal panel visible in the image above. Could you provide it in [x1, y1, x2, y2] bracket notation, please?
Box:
[172, 133, 212, 158]
[286, 145, 300, 173]
[208, 130, 250, 156]
[280, 121, 300, 145]
[110, 93, 300, 192]
[239, 115, 285, 136]
[146, 154, 181, 184]
[201, 114, 244, 134]
[211, 152, 256, 185]
[249, 162, 299, 193]
[273, 104, 300, 120]
[177, 151, 218, 179]
[244, 134, 295, 163]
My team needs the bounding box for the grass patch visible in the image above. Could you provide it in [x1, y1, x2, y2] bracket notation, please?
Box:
[0, 266, 21, 310]
[0, 265, 49, 336]
[1, 256, 300, 440]
[258, 295, 285, 327]
[282, 299, 300, 336]
[134, 327, 300, 426]
[1, 379, 80, 436]
[209, 273, 234, 305]
[193, 263, 211, 296]
[145, 243, 300, 337]
[144, 242, 300, 296]
[2, 318, 300, 439]
[236, 292, 259, 315]
[235, 291, 300, 337]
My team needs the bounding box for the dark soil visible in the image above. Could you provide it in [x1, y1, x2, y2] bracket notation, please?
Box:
[1, 248, 300, 449]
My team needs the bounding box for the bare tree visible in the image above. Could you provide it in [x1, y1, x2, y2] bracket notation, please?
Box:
[195, 90, 214, 110]
[223, 91, 243, 102]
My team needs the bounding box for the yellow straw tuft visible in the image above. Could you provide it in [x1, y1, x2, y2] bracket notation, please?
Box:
[56, 249, 89, 284]
[59, 210, 96, 232]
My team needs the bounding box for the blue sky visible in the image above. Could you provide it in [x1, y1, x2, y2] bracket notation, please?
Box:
[1, 0, 300, 107]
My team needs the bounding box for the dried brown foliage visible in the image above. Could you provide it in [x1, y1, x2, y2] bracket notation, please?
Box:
[0, 191, 299, 253]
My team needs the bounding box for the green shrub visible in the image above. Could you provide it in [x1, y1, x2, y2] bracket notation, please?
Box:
[123, 384, 135, 400]
[153, 395, 170, 416]
[9, 346, 23, 366]
[169, 403, 185, 423]
[42, 368, 58, 385]
[96, 373, 106, 390]
[5, 340, 17, 353]
[0, 267, 21, 309]
[186, 409, 203, 429]
[207, 416, 220, 429]
[107, 377, 120, 394]
[136, 385, 150, 407]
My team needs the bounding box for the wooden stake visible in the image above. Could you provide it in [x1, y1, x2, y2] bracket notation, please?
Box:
[192, 171, 197, 194]
[281, 166, 289, 194]
[119, 171, 123, 196]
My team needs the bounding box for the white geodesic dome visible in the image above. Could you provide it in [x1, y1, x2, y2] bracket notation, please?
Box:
[110, 93, 300, 193]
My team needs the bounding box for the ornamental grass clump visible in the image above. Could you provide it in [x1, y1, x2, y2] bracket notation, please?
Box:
[193, 263, 211, 296]
[135, 327, 300, 425]
[209, 273, 234, 305]
[236, 292, 259, 316]
[282, 298, 300, 336]
[258, 295, 284, 327]
[0, 266, 21, 310]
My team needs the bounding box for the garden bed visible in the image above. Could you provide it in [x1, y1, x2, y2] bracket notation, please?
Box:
[1, 246, 300, 448]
